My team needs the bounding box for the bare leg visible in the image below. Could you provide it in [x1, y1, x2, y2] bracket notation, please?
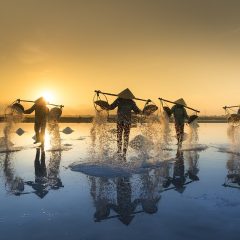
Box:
[34, 123, 41, 143]
[175, 123, 184, 146]
[123, 124, 131, 156]
[40, 121, 47, 146]
[117, 123, 123, 153]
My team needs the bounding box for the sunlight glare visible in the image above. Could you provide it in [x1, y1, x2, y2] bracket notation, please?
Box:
[42, 91, 54, 103]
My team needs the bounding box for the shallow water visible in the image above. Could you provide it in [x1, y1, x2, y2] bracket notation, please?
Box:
[0, 123, 240, 240]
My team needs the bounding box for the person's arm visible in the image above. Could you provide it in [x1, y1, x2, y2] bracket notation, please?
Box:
[132, 101, 141, 114]
[184, 108, 189, 120]
[171, 105, 175, 114]
[24, 104, 36, 114]
[108, 98, 119, 110]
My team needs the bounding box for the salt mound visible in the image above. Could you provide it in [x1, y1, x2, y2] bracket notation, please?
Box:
[181, 144, 208, 152]
[129, 134, 154, 151]
[69, 163, 134, 178]
[62, 127, 74, 134]
[16, 128, 25, 136]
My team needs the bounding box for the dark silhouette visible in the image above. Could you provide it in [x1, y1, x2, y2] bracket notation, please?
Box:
[162, 148, 200, 193]
[26, 148, 48, 198]
[108, 89, 141, 158]
[139, 170, 161, 215]
[25, 135, 63, 198]
[223, 153, 240, 188]
[110, 177, 140, 225]
[172, 149, 187, 193]
[90, 176, 145, 225]
[24, 97, 49, 145]
[90, 176, 112, 222]
[171, 98, 189, 146]
[238, 107, 240, 114]
[3, 152, 25, 195]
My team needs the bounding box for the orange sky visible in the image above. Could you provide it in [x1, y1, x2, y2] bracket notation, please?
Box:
[1, 0, 240, 115]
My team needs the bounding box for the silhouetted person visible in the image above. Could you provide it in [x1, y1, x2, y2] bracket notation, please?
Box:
[185, 150, 200, 181]
[108, 89, 141, 158]
[3, 152, 24, 195]
[88, 176, 113, 222]
[238, 107, 240, 114]
[26, 148, 48, 198]
[171, 98, 189, 146]
[110, 177, 140, 225]
[24, 97, 49, 145]
[172, 149, 186, 193]
[224, 153, 240, 187]
[140, 171, 161, 215]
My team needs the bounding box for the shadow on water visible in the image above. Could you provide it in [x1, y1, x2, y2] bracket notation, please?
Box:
[88, 148, 200, 225]
[25, 147, 64, 198]
[223, 151, 240, 189]
[0, 122, 64, 198]
[1, 152, 25, 195]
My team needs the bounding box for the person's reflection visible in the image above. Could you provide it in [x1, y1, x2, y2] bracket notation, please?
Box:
[162, 148, 200, 193]
[26, 148, 48, 198]
[90, 176, 141, 225]
[47, 121, 64, 190]
[139, 168, 164, 215]
[184, 150, 200, 181]
[48, 151, 63, 190]
[48, 121, 61, 150]
[110, 177, 140, 225]
[90, 176, 112, 222]
[3, 152, 24, 195]
[224, 153, 240, 188]
[172, 149, 186, 193]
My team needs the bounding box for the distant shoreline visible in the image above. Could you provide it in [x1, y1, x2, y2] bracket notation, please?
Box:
[0, 115, 228, 123]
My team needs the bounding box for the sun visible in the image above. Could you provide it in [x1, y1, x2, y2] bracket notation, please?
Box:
[41, 91, 54, 103]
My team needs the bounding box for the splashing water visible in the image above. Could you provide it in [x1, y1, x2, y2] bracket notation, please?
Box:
[136, 114, 162, 158]
[184, 150, 199, 176]
[48, 122, 61, 150]
[159, 110, 172, 149]
[3, 153, 24, 194]
[90, 111, 116, 161]
[1, 105, 24, 150]
[131, 111, 173, 161]
[186, 119, 199, 145]
[227, 123, 240, 153]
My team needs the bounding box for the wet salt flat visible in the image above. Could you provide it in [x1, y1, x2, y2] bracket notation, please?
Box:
[0, 122, 240, 240]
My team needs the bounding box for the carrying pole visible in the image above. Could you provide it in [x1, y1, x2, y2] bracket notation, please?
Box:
[48, 103, 64, 108]
[158, 97, 200, 113]
[17, 99, 64, 108]
[17, 99, 34, 103]
[95, 90, 150, 103]
[223, 105, 240, 110]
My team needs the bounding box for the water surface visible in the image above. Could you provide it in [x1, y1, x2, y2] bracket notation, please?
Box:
[0, 123, 239, 240]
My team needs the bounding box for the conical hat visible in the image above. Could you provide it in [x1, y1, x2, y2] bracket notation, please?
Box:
[174, 98, 187, 106]
[35, 97, 47, 105]
[118, 88, 135, 99]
